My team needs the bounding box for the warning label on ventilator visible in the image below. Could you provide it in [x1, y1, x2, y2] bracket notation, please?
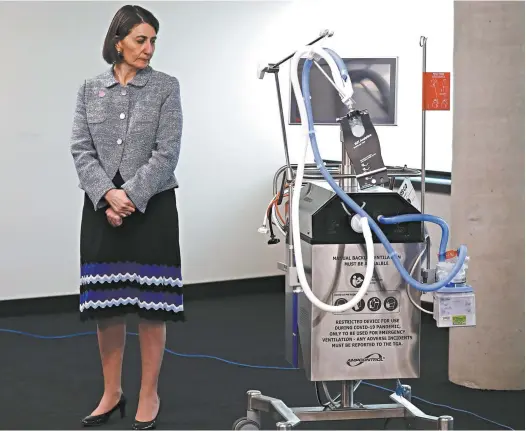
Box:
[320, 316, 413, 349]
[332, 253, 402, 269]
[332, 291, 400, 315]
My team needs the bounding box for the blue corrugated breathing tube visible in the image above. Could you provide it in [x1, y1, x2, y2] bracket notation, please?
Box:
[299, 52, 467, 292]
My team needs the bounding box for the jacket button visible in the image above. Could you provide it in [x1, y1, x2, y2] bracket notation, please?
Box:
[121, 89, 127, 96]
[117, 138, 123, 145]
[120, 113, 126, 119]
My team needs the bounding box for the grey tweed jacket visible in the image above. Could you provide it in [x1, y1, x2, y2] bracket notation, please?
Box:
[70, 66, 183, 213]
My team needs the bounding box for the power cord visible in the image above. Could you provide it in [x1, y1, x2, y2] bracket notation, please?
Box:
[0, 328, 515, 430]
[0, 329, 294, 370]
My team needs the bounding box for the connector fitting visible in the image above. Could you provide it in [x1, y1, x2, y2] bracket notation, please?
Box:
[258, 226, 269, 234]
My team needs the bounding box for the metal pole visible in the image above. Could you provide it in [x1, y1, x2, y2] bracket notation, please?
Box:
[426, 234, 432, 271]
[437, 415, 454, 430]
[341, 381, 355, 408]
[271, 29, 333, 68]
[287, 184, 295, 269]
[274, 73, 293, 182]
[420, 36, 427, 219]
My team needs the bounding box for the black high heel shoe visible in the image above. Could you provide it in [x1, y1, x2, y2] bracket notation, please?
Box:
[132, 398, 161, 430]
[81, 394, 127, 427]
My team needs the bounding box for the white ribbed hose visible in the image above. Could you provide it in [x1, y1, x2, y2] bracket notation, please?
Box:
[288, 44, 375, 313]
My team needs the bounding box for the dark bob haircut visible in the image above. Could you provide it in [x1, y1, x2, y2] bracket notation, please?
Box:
[102, 5, 160, 65]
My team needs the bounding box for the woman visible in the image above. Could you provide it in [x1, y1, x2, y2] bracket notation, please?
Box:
[70, 5, 183, 430]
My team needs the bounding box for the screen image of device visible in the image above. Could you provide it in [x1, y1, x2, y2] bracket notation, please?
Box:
[289, 57, 398, 126]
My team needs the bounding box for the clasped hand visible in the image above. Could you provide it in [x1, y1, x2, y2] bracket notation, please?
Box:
[104, 189, 136, 227]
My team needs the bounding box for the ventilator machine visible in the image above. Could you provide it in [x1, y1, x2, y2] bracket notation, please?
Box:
[233, 30, 476, 430]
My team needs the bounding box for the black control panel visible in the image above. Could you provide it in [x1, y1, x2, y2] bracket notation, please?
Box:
[299, 187, 424, 245]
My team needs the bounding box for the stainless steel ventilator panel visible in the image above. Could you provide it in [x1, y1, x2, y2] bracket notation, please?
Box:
[298, 242, 422, 381]
[292, 182, 425, 382]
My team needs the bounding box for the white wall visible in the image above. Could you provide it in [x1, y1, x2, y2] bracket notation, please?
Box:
[0, 0, 454, 301]
[271, 0, 454, 172]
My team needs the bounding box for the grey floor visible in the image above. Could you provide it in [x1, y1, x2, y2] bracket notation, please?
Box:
[0, 289, 523, 430]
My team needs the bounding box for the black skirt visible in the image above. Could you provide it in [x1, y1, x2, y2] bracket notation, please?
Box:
[79, 172, 184, 322]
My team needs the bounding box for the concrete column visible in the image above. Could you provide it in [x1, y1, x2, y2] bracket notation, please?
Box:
[449, 1, 524, 390]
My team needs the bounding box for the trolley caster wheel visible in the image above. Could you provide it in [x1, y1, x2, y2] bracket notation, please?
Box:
[232, 417, 260, 430]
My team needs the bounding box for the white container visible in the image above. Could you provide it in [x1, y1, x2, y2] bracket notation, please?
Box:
[433, 287, 476, 328]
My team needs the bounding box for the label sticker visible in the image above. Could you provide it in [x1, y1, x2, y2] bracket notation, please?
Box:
[452, 315, 467, 326]
[398, 179, 420, 211]
[423, 72, 450, 111]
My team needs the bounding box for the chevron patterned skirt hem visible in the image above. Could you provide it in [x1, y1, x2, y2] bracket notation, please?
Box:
[78, 172, 184, 322]
[79, 267, 185, 322]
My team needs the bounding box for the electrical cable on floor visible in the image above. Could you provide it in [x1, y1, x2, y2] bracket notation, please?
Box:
[410, 395, 515, 431]
[0, 328, 515, 430]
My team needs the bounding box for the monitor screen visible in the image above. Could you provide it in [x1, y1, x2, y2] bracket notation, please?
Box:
[289, 57, 398, 126]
